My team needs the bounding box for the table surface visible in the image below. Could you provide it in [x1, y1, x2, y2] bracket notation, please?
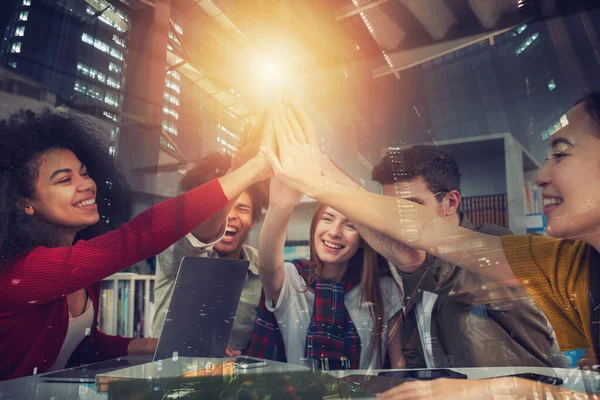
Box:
[1, 358, 599, 400]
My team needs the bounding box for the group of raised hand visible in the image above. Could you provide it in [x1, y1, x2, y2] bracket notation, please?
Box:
[232, 94, 337, 208]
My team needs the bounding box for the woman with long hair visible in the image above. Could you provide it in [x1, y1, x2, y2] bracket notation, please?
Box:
[265, 95, 600, 398]
[247, 143, 405, 370]
[0, 109, 270, 380]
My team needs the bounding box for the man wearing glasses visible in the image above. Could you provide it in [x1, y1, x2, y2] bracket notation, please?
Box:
[364, 145, 561, 369]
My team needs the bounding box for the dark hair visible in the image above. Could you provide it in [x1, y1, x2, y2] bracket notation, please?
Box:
[576, 92, 600, 135]
[180, 152, 266, 223]
[372, 145, 461, 202]
[0, 109, 130, 267]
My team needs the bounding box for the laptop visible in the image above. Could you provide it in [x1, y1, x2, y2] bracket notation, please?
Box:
[153, 256, 250, 360]
[40, 256, 250, 383]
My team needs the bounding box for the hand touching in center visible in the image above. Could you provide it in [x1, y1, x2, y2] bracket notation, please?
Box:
[268, 175, 304, 210]
[262, 104, 323, 197]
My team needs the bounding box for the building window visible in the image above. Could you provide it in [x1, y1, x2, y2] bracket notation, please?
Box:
[109, 62, 122, 74]
[10, 42, 21, 53]
[81, 33, 123, 61]
[109, 48, 124, 60]
[217, 123, 239, 141]
[164, 91, 179, 106]
[160, 136, 176, 151]
[114, 7, 129, 23]
[515, 32, 539, 55]
[14, 26, 25, 37]
[548, 79, 556, 91]
[77, 62, 90, 75]
[560, 114, 569, 127]
[541, 115, 568, 140]
[216, 136, 236, 153]
[108, 145, 116, 156]
[165, 79, 180, 94]
[112, 34, 126, 48]
[516, 24, 527, 34]
[9, 61, 17, 68]
[163, 106, 179, 120]
[86, 6, 126, 33]
[162, 119, 178, 135]
[173, 23, 183, 35]
[107, 77, 120, 89]
[18, 11, 28, 21]
[77, 63, 107, 84]
[224, 108, 239, 120]
[167, 70, 181, 81]
[104, 91, 119, 107]
[74, 79, 103, 101]
[103, 111, 120, 122]
[22, 0, 31, 5]
[168, 31, 181, 44]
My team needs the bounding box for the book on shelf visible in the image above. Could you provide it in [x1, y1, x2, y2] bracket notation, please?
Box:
[525, 182, 543, 215]
[462, 194, 508, 228]
[99, 274, 155, 338]
[99, 287, 114, 334]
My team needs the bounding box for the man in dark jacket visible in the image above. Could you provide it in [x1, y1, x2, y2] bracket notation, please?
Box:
[360, 145, 561, 368]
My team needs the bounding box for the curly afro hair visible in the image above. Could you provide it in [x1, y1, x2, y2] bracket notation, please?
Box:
[0, 109, 131, 267]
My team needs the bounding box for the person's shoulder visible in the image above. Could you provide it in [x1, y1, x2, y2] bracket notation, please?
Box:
[379, 276, 402, 293]
[160, 235, 196, 257]
[242, 244, 259, 264]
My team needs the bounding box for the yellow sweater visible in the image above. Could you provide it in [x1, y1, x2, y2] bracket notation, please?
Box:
[501, 235, 591, 351]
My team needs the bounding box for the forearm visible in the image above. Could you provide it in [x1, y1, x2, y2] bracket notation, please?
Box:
[322, 158, 426, 270]
[309, 180, 519, 285]
[218, 157, 265, 201]
[258, 205, 294, 300]
[355, 222, 426, 272]
[191, 202, 234, 242]
[127, 338, 158, 355]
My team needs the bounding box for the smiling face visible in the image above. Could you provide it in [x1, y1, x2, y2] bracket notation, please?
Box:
[214, 190, 254, 257]
[312, 207, 361, 269]
[535, 102, 600, 239]
[25, 148, 99, 239]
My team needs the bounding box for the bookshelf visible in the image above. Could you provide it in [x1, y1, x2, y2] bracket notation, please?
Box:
[99, 273, 156, 339]
[462, 193, 508, 227]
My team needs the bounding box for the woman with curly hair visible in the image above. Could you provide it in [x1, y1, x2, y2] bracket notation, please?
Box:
[0, 109, 270, 380]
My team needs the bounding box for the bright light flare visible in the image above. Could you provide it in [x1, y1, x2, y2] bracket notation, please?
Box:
[244, 36, 306, 106]
[255, 57, 285, 87]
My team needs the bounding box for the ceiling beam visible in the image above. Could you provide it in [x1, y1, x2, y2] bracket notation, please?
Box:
[334, 0, 395, 21]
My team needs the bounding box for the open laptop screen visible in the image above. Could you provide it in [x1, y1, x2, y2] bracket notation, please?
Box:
[154, 256, 250, 361]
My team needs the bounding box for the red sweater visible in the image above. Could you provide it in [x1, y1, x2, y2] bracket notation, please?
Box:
[0, 179, 228, 380]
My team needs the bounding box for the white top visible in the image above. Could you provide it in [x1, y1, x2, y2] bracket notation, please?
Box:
[48, 302, 95, 371]
[265, 262, 403, 370]
[414, 291, 439, 368]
